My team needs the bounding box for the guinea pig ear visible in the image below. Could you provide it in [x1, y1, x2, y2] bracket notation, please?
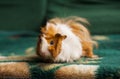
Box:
[55, 33, 67, 39]
[55, 33, 61, 37]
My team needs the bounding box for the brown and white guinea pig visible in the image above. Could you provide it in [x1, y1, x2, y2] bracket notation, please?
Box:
[36, 16, 98, 63]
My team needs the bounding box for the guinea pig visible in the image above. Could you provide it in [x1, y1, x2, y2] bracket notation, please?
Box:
[36, 16, 98, 63]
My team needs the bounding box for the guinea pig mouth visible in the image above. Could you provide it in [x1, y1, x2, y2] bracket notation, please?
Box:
[39, 52, 46, 57]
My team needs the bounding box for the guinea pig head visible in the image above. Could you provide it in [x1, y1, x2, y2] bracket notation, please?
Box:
[36, 33, 67, 60]
[48, 33, 67, 59]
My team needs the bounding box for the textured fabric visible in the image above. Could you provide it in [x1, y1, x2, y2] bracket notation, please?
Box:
[0, 32, 120, 79]
[47, 0, 120, 34]
[0, 0, 47, 30]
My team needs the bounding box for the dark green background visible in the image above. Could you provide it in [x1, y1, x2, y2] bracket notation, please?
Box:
[0, 0, 120, 34]
[0, 0, 47, 31]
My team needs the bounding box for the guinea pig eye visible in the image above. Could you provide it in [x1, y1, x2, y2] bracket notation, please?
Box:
[50, 40, 54, 45]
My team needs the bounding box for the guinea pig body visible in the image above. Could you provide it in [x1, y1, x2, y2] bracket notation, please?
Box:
[36, 16, 97, 62]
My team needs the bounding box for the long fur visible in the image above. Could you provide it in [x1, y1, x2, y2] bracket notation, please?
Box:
[36, 16, 98, 62]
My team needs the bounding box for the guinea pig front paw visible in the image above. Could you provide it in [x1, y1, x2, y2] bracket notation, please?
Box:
[66, 59, 74, 63]
[53, 57, 74, 63]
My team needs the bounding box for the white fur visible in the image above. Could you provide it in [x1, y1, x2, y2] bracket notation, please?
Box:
[52, 24, 82, 62]
[40, 37, 51, 57]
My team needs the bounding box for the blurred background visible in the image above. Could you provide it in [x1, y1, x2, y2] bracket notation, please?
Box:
[0, 0, 120, 56]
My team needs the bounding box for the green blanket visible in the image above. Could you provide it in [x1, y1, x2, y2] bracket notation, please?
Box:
[0, 32, 120, 79]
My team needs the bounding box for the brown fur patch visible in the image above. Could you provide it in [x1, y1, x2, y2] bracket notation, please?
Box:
[41, 24, 57, 38]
